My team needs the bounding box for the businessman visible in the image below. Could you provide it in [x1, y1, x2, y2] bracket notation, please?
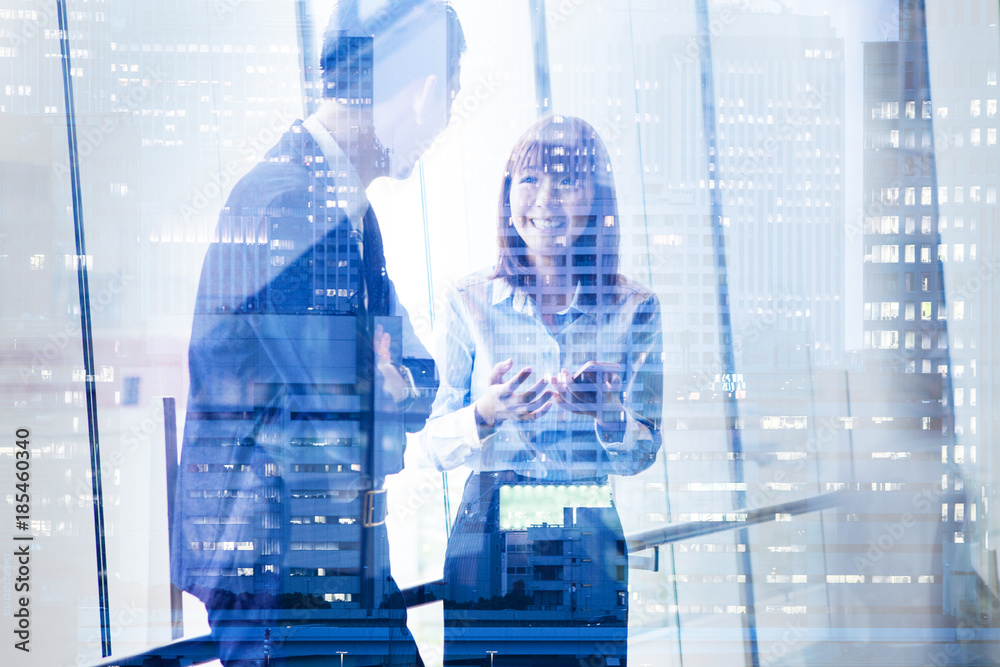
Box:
[173, 2, 465, 665]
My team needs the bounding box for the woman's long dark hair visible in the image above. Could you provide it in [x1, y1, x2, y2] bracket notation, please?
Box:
[492, 115, 621, 288]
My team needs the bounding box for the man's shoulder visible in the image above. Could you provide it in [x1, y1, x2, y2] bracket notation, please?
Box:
[224, 122, 324, 211]
[226, 158, 311, 211]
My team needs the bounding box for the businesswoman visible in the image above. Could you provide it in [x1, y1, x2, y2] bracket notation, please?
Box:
[419, 114, 663, 666]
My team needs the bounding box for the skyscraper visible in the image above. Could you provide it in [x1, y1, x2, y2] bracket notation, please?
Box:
[549, 3, 847, 372]
[862, 0, 1000, 628]
[921, 0, 1000, 619]
[862, 0, 946, 377]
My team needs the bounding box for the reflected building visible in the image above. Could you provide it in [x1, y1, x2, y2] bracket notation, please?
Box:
[556, 3, 847, 371]
[506, 508, 628, 617]
[863, 0, 1000, 628]
[614, 368, 963, 664]
[441, 503, 631, 664]
[922, 0, 1000, 624]
[444, 502, 628, 619]
[707, 10, 846, 371]
[862, 0, 947, 377]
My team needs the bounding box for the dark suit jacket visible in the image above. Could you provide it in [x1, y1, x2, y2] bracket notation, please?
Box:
[172, 120, 436, 623]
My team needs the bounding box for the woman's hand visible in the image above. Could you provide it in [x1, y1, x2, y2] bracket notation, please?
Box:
[474, 358, 553, 435]
[550, 361, 625, 429]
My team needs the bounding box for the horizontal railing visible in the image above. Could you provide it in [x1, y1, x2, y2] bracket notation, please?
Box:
[91, 491, 848, 666]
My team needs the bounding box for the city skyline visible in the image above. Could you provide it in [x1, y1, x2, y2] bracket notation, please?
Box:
[1, 1, 998, 666]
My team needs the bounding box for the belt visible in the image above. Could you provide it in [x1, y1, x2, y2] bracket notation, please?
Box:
[362, 489, 387, 527]
[498, 483, 612, 531]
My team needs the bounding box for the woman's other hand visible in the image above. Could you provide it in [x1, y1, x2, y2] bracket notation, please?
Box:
[550, 361, 625, 429]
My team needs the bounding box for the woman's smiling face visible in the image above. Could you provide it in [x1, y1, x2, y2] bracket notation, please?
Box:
[509, 156, 594, 266]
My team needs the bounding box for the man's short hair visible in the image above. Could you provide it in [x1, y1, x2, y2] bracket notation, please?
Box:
[321, 0, 465, 104]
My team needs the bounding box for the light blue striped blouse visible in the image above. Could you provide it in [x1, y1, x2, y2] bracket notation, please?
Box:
[418, 268, 663, 482]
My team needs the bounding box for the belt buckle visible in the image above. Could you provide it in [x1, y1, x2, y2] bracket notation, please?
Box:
[362, 488, 386, 527]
